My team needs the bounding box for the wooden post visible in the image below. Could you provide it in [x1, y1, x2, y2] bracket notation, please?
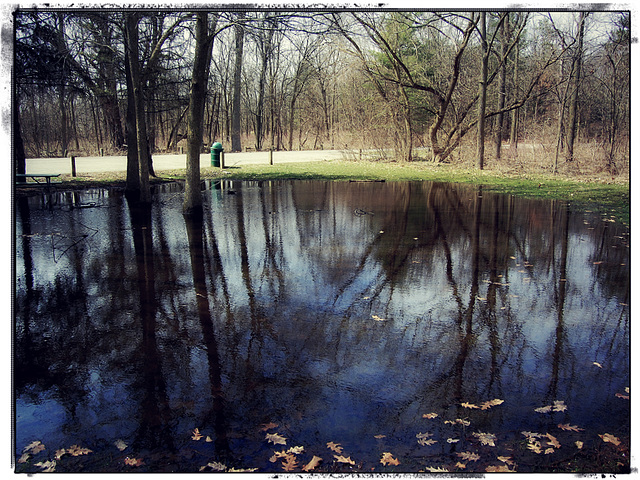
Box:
[70, 156, 76, 177]
[269, 149, 273, 165]
[100, 148, 104, 157]
[220, 151, 225, 169]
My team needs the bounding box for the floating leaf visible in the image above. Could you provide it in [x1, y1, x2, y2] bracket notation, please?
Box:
[374, 434, 386, 439]
[461, 402, 479, 409]
[288, 445, 304, 455]
[205, 436, 213, 442]
[68, 445, 93, 456]
[302, 455, 322, 472]
[527, 441, 543, 454]
[34, 460, 56, 472]
[191, 428, 203, 441]
[599, 433, 621, 446]
[422, 412, 438, 419]
[535, 405, 553, 413]
[545, 433, 561, 449]
[380, 452, 400, 466]
[473, 432, 497, 446]
[522, 431, 541, 439]
[266, 432, 287, 445]
[447, 438, 460, 443]
[260, 422, 279, 431]
[480, 398, 504, 410]
[487, 465, 514, 472]
[558, 424, 584, 432]
[456, 451, 480, 462]
[200, 461, 226, 472]
[327, 441, 343, 454]
[334, 455, 355, 465]
[425, 466, 449, 472]
[17, 453, 30, 464]
[124, 457, 144, 467]
[24, 440, 45, 455]
[553, 400, 567, 412]
[544, 447, 555, 455]
[497, 456, 514, 465]
[114, 439, 128, 451]
[54, 449, 66, 460]
[281, 454, 299, 471]
[593, 362, 603, 368]
[371, 314, 385, 321]
[615, 393, 630, 400]
[575, 441, 584, 449]
[455, 462, 466, 469]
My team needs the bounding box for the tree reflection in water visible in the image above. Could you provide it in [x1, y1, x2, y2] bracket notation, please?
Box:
[14, 180, 629, 472]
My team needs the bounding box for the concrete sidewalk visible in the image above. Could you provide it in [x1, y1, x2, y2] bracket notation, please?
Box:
[25, 149, 348, 175]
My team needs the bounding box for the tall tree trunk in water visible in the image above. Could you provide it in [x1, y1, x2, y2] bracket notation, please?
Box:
[476, 12, 488, 170]
[231, 12, 245, 152]
[125, 13, 151, 204]
[565, 11, 587, 163]
[184, 12, 216, 215]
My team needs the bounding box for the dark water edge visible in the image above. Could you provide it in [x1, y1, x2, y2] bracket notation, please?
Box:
[14, 180, 630, 473]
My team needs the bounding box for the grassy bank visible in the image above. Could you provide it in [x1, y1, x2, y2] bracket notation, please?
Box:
[32, 159, 629, 225]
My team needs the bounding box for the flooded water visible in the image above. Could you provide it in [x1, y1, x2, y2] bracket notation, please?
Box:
[14, 180, 629, 473]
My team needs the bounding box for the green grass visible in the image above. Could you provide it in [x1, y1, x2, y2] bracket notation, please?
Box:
[193, 160, 629, 225]
[49, 159, 629, 225]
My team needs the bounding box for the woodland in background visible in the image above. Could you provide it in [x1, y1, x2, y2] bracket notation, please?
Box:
[14, 9, 630, 207]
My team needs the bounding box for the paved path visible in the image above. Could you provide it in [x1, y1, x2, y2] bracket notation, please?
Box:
[25, 149, 348, 175]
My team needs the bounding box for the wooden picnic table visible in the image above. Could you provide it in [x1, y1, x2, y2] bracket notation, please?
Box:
[16, 173, 61, 187]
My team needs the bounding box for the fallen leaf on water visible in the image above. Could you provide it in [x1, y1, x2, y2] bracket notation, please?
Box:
[593, 362, 603, 368]
[200, 461, 226, 472]
[281, 454, 299, 471]
[380, 452, 400, 466]
[422, 412, 438, 419]
[545, 433, 561, 449]
[558, 424, 584, 432]
[535, 405, 553, 413]
[615, 392, 630, 400]
[425, 466, 449, 472]
[334, 455, 355, 465]
[124, 457, 144, 467]
[461, 402, 479, 409]
[229, 467, 259, 472]
[480, 398, 504, 410]
[205, 436, 213, 442]
[522, 431, 541, 439]
[266, 432, 287, 445]
[24, 440, 45, 455]
[447, 438, 460, 443]
[599, 433, 621, 446]
[553, 400, 567, 412]
[544, 447, 555, 455]
[191, 428, 203, 441]
[114, 439, 128, 451]
[34, 460, 56, 472]
[54, 449, 66, 460]
[473, 432, 497, 446]
[287, 445, 304, 455]
[17, 453, 30, 464]
[302, 455, 322, 472]
[497, 456, 514, 465]
[527, 441, 543, 454]
[455, 462, 466, 469]
[327, 441, 343, 454]
[457, 451, 480, 462]
[575, 441, 584, 449]
[260, 422, 279, 431]
[371, 314, 385, 321]
[487, 465, 514, 472]
[68, 445, 93, 456]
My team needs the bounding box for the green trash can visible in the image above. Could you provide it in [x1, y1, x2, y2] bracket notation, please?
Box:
[211, 142, 223, 167]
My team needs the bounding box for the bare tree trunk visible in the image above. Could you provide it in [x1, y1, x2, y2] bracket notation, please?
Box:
[509, 35, 520, 152]
[476, 12, 488, 170]
[565, 11, 587, 163]
[231, 12, 245, 152]
[184, 12, 216, 214]
[126, 13, 151, 204]
[494, 14, 509, 160]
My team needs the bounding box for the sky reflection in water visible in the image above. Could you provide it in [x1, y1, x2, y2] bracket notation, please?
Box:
[15, 180, 629, 472]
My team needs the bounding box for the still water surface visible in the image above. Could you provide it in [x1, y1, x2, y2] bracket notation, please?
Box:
[15, 180, 629, 472]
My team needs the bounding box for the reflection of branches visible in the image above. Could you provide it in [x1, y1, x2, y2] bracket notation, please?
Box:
[51, 220, 99, 263]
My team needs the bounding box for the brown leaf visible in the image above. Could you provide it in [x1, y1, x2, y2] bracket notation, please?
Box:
[265, 432, 287, 445]
[599, 433, 621, 446]
[473, 431, 497, 446]
[34, 460, 56, 472]
[486, 464, 515, 472]
[615, 392, 630, 400]
[334, 455, 355, 465]
[17, 453, 30, 464]
[260, 422, 279, 431]
[558, 423, 584, 432]
[545, 433, 561, 449]
[68, 445, 93, 456]
[24, 440, 45, 455]
[456, 451, 480, 462]
[480, 398, 504, 410]
[302, 455, 322, 472]
[497, 455, 514, 465]
[461, 402, 479, 409]
[124, 457, 144, 467]
[191, 428, 203, 441]
[380, 452, 400, 466]
[326, 441, 343, 454]
[422, 412, 438, 419]
[281, 454, 299, 471]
